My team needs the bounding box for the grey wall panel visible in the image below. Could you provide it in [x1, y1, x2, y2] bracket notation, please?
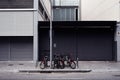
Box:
[0, 37, 9, 61]
[10, 37, 33, 61]
[0, 12, 33, 36]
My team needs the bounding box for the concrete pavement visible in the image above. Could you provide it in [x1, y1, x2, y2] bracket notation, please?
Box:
[0, 61, 120, 72]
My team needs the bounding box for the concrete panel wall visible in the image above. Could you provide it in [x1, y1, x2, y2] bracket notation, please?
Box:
[0, 11, 33, 36]
[81, 0, 119, 21]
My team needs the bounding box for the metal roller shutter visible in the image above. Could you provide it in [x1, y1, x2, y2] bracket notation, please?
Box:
[10, 37, 33, 61]
[0, 37, 33, 61]
[77, 28, 113, 61]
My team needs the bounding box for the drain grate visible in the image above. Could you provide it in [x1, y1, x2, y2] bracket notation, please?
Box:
[8, 64, 13, 66]
[113, 75, 120, 77]
[19, 63, 24, 65]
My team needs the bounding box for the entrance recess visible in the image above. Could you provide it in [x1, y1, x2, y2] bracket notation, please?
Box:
[38, 21, 116, 61]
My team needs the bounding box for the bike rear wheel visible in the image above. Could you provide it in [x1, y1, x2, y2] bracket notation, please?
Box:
[40, 61, 45, 69]
[59, 61, 65, 69]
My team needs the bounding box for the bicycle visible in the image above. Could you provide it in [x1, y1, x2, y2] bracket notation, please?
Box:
[65, 55, 76, 69]
[52, 54, 65, 69]
[39, 56, 49, 69]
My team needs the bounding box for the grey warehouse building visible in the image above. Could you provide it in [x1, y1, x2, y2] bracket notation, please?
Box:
[0, 0, 51, 61]
[0, 0, 120, 63]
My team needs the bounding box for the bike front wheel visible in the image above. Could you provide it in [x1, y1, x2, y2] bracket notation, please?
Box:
[59, 61, 65, 69]
[40, 62, 45, 69]
[70, 61, 76, 69]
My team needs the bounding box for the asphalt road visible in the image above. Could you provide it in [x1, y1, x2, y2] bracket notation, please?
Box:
[0, 71, 120, 80]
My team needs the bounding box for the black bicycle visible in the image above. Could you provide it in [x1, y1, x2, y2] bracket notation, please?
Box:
[52, 54, 65, 69]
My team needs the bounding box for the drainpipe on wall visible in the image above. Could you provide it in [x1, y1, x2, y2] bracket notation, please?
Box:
[79, 0, 81, 21]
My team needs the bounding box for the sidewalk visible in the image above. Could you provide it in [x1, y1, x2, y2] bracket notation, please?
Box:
[0, 61, 36, 72]
[0, 61, 120, 72]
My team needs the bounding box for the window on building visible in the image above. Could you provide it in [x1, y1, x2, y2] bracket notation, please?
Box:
[0, 0, 33, 9]
[53, 0, 79, 6]
[53, 7, 78, 21]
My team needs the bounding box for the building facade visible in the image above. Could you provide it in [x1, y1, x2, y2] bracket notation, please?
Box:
[38, 0, 117, 61]
[0, 0, 51, 61]
[0, 0, 120, 62]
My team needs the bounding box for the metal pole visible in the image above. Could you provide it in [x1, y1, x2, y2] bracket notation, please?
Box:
[119, 0, 120, 22]
[9, 39, 11, 61]
[79, 0, 81, 21]
[50, 0, 53, 69]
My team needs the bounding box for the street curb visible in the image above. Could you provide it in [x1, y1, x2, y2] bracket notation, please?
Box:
[19, 69, 92, 73]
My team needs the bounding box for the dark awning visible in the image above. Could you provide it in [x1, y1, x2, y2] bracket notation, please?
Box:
[38, 21, 117, 29]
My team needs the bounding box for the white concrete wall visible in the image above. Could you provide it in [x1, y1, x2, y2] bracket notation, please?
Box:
[81, 0, 119, 21]
[0, 11, 33, 36]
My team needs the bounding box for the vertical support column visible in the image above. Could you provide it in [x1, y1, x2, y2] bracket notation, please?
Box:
[116, 23, 120, 61]
[33, 0, 38, 63]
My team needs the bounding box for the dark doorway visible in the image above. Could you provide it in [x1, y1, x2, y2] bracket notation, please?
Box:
[38, 28, 50, 61]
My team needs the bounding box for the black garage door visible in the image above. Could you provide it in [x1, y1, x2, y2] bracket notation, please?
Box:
[53, 29, 76, 60]
[77, 28, 113, 61]
[38, 21, 116, 61]
[53, 28, 114, 61]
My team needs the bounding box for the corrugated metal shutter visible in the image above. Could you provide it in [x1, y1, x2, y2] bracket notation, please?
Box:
[53, 28, 113, 61]
[0, 37, 33, 61]
[10, 37, 33, 61]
